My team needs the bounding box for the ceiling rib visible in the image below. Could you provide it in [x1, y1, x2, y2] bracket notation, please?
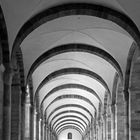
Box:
[46, 104, 93, 123]
[40, 83, 102, 108]
[57, 125, 84, 136]
[50, 110, 90, 127]
[56, 122, 85, 134]
[54, 119, 86, 132]
[28, 43, 122, 82]
[43, 94, 97, 114]
[12, 3, 140, 63]
[35, 67, 110, 104]
[7, 1, 140, 136]
[52, 116, 87, 130]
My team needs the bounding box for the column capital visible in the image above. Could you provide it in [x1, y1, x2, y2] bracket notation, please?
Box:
[102, 111, 107, 117]
[44, 121, 48, 127]
[34, 108, 38, 114]
[36, 111, 41, 120]
[111, 102, 116, 107]
[123, 89, 129, 102]
[25, 93, 31, 104]
[111, 103, 116, 114]
[3, 64, 14, 85]
[0, 64, 5, 73]
[98, 117, 103, 127]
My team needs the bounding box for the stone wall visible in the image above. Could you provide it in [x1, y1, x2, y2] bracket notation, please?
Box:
[130, 48, 140, 140]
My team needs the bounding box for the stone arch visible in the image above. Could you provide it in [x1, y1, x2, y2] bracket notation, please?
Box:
[56, 123, 84, 134]
[47, 104, 93, 124]
[54, 119, 86, 132]
[35, 67, 110, 107]
[27, 43, 123, 82]
[0, 6, 9, 65]
[57, 126, 83, 136]
[10, 46, 26, 140]
[11, 3, 140, 59]
[40, 83, 102, 109]
[50, 110, 90, 127]
[8, 3, 140, 140]
[44, 94, 97, 114]
[0, 6, 10, 140]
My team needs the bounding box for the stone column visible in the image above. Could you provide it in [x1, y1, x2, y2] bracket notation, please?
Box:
[33, 111, 37, 140]
[44, 122, 47, 140]
[21, 88, 26, 140]
[124, 90, 130, 140]
[38, 115, 44, 140]
[11, 71, 21, 140]
[48, 127, 50, 140]
[111, 103, 116, 140]
[85, 126, 89, 140]
[48, 126, 51, 140]
[89, 124, 93, 140]
[98, 119, 102, 140]
[106, 113, 108, 140]
[24, 94, 31, 140]
[116, 82, 126, 140]
[101, 118, 104, 140]
[46, 122, 49, 140]
[83, 134, 86, 140]
[50, 126, 54, 140]
[41, 118, 44, 140]
[36, 112, 40, 140]
[103, 113, 107, 140]
[82, 135, 84, 140]
[88, 126, 90, 140]
[51, 132, 53, 140]
[3, 65, 13, 140]
[90, 118, 94, 140]
[54, 132, 57, 140]
[94, 120, 97, 140]
[85, 133, 88, 140]
[0, 64, 5, 140]
[95, 121, 99, 140]
[129, 49, 140, 140]
[39, 118, 42, 140]
[130, 84, 140, 140]
[107, 105, 112, 140]
[30, 105, 34, 140]
[52, 131, 56, 140]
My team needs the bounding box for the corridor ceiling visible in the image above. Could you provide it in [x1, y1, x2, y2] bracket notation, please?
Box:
[0, 0, 140, 136]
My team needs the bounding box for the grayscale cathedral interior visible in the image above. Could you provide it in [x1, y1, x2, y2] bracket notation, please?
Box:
[0, 1, 140, 140]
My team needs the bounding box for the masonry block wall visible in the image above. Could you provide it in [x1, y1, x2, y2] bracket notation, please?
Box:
[116, 80, 126, 140]
[130, 48, 140, 140]
[11, 72, 21, 140]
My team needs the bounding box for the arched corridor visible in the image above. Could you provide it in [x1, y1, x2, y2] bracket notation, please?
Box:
[0, 1, 140, 140]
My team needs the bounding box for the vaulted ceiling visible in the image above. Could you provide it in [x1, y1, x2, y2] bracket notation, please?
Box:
[0, 0, 140, 136]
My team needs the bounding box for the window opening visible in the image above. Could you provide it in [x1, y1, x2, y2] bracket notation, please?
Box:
[68, 132, 72, 139]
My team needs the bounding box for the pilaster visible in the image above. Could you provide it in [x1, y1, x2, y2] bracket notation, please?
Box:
[129, 49, 140, 140]
[24, 93, 31, 140]
[3, 65, 13, 140]
[111, 103, 117, 140]
[11, 70, 21, 140]
[0, 64, 5, 140]
[107, 105, 112, 140]
[116, 82, 126, 140]
[33, 111, 37, 140]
